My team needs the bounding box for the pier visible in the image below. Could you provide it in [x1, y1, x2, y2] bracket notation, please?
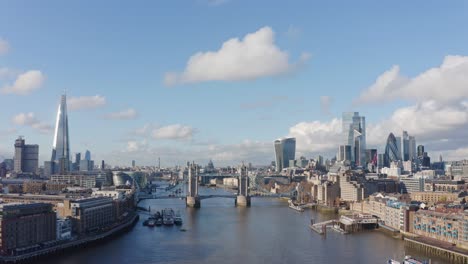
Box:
[309, 213, 377, 235]
[309, 220, 336, 234]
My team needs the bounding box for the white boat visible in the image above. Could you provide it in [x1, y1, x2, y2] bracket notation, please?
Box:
[387, 256, 429, 264]
[288, 200, 304, 212]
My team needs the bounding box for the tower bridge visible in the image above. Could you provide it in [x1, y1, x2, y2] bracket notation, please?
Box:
[185, 162, 251, 208]
[138, 162, 294, 206]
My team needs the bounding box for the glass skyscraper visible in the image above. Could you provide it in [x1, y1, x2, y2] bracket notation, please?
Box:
[408, 136, 417, 160]
[274, 138, 296, 172]
[85, 150, 91, 161]
[51, 94, 70, 173]
[384, 133, 400, 167]
[342, 112, 366, 166]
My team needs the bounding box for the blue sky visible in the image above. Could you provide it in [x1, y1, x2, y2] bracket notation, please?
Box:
[1, 0, 468, 166]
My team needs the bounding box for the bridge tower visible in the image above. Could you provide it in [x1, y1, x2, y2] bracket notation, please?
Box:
[236, 163, 251, 207]
[186, 161, 201, 208]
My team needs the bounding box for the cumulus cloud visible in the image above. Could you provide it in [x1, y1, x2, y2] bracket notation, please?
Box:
[104, 108, 138, 120]
[12, 112, 52, 134]
[164, 26, 310, 86]
[205, 140, 272, 163]
[356, 55, 468, 104]
[288, 118, 342, 156]
[367, 101, 468, 144]
[1, 70, 45, 95]
[68, 95, 106, 111]
[286, 99, 468, 159]
[125, 140, 148, 153]
[152, 124, 195, 140]
[0, 38, 9, 55]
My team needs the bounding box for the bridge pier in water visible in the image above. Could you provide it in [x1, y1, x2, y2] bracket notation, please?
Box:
[186, 162, 201, 208]
[236, 163, 251, 207]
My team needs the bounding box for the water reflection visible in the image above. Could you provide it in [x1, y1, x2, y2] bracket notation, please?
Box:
[37, 186, 447, 264]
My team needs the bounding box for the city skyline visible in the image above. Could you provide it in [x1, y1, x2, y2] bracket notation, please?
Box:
[0, 1, 468, 166]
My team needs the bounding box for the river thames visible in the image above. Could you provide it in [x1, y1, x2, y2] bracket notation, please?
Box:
[38, 187, 446, 264]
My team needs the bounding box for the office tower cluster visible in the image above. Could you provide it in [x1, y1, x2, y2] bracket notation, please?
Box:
[333, 112, 427, 173]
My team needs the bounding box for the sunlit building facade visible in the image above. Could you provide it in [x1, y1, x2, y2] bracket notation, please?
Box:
[51, 94, 71, 173]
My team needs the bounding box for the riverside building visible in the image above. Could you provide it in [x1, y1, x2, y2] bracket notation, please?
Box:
[0, 203, 56, 256]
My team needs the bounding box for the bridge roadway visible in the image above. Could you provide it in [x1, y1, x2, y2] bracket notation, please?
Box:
[138, 192, 290, 202]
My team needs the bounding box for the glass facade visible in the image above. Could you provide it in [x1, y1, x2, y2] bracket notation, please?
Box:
[342, 112, 366, 166]
[51, 94, 70, 172]
[384, 133, 400, 167]
[274, 138, 296, 172]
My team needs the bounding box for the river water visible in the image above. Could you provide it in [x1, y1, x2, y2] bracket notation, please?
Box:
[39, 187, 447, 264]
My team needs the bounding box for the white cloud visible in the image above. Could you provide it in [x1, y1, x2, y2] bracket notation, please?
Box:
[206, 140, 272, 163]
[107, 138, 273, 167]
[356, 55, 468, 104]
[104, 108, 138, 120]
[440, 147, 468, 161]
[125, 140, 148, 153]
[367, 101, 468, 145]
[286, 100, 468, 158]
[0, 38, 9, 55]
[164, 26, 309, 86]
[152, 124, 195, 140]
[12, 112, 52, 134]
[320, 96, 333, 115]
[132, 123, 151, 136]
[288, 118, 342, 155]
[68, 95, 107, 111]
[1, 70, 45, 95]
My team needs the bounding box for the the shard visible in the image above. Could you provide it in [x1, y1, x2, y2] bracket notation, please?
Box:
[51, 94, 70, 173]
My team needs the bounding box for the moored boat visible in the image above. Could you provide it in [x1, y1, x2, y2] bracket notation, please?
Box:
[288, 199, 304, 212]
[174, 211, 183, 226]
[155, 218, 163, 226]
[162, 208, 175, 226]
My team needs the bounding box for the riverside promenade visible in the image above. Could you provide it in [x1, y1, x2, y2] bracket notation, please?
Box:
[405, 236, 468, 264]
[0, 213, 139, 263]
